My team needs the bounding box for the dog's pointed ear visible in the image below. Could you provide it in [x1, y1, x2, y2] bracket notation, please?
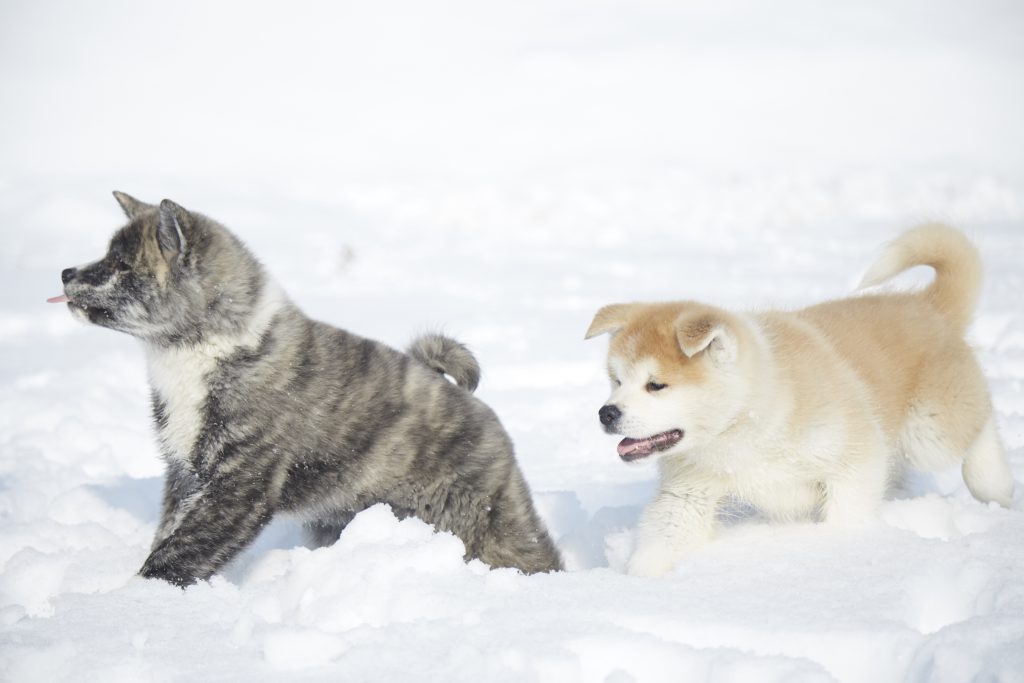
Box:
[585, 303, 640, 339]
[158, 199, 191, 259]
[112, 191, 154, 220]
[675, 311, 737, 365]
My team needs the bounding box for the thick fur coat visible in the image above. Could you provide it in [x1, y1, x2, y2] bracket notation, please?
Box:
[587, 225, 1014, 577]
[54, 192, 562, 585]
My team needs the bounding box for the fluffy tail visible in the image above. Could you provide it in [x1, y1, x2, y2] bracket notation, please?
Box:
[857, 223, 983, 332]
[408, 333, 481, 393]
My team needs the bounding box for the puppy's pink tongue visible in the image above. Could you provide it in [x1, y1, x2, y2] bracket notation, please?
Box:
[616, 429, 684, 462]
[47, 295, 69, 304]
[617, 437, 649, 458]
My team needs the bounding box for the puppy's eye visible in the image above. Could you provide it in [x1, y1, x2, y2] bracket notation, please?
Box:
[108, 255, 131, 272]
[610, 377, 621, 387]
[646, 381, 667, 392]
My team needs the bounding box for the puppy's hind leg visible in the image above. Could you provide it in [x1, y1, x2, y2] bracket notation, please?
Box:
[822, 442, 891, 527]
[476, 472, 563, 574]
[962, 416, 1014, 507]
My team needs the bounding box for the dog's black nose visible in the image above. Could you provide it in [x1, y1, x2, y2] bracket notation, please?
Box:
[599, 404, 621, 427]
[61, 267, 77, 284]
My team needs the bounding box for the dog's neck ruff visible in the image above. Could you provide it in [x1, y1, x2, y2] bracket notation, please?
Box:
[145, 279, 287, 464]
[162, 279, 287, 359]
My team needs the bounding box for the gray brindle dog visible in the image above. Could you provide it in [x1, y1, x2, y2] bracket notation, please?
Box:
[51, 192, 562, 585]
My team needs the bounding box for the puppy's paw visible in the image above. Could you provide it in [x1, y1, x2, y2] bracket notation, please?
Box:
[626, 547, 676, 578]
[139, 554, 199, 588]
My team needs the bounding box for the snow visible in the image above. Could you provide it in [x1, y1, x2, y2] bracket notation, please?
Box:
[2, 1, 1024, 681]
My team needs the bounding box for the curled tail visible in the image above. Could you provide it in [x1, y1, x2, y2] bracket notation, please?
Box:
[408, 333, 481, 393]
[857, 223, 983, 332]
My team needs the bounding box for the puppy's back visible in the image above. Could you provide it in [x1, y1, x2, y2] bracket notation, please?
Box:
[793, 225, 990, 443]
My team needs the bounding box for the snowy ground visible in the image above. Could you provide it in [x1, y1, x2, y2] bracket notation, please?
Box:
[2, 2, 1024, 682]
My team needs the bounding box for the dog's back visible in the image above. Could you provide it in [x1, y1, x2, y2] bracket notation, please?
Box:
[792, 225, 1012, 505]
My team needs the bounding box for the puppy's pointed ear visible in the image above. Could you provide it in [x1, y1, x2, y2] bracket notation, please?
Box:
[585, 303, 640, 339]
[112, 191, 154, 220]
[675, 310, 737, 365]
[158, 199, 191, 259]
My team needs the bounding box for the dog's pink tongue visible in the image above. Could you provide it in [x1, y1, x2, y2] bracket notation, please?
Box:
[617, 437, 652, 458]
[617, 430, 684, 461]
[47, 295, 69, 304]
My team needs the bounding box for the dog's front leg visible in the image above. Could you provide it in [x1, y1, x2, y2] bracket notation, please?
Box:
[628, 465, 720, 578]
[151, 460, 200, 549]
[303, 509, 358, 549]
[139, 471, 275, 587]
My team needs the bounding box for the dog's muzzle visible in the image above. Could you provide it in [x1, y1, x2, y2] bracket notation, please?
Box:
[599, 404, 621, 427]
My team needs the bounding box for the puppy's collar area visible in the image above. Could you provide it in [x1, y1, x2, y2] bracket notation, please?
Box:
[617, 429, 683, 461]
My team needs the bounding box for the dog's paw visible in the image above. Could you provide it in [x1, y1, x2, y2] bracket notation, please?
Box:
[626, 547, 676, 578]
[139, 555, 199, 588]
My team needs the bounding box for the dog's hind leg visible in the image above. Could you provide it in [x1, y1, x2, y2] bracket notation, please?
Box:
[962, 416, 1014, 507]
[473, 472, 563, 574]
[822, 439, 891, 527]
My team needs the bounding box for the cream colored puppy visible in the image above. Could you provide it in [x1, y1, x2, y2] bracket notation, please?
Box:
[586, 225, 1014, 578]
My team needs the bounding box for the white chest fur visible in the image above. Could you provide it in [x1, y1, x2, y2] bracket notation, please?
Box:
[147, 346, 218, 462]
[144, 281, 286, 463]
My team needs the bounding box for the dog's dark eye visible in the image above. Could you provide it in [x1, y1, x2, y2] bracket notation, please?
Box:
[111, 257, 132, 272]
[646, 381, 667, 392]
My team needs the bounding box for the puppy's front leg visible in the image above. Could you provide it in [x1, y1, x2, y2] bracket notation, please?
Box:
[303, 509, 358, 549]
[151, 460, 200, 549]
[628, 466, 720, 578]
[140, 469, 276, 587]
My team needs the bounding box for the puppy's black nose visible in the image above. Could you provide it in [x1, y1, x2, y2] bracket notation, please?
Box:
[599, 404, 621, 427]
[61, 267, 77, 284]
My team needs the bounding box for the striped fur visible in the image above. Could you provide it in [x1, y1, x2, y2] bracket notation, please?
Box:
[58, 192, 562, 586]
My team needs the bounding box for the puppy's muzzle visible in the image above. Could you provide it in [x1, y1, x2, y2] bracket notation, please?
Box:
[599, 404, 621, 428]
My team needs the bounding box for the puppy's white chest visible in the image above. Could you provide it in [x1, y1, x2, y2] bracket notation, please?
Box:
[147, 347, 217, 463]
